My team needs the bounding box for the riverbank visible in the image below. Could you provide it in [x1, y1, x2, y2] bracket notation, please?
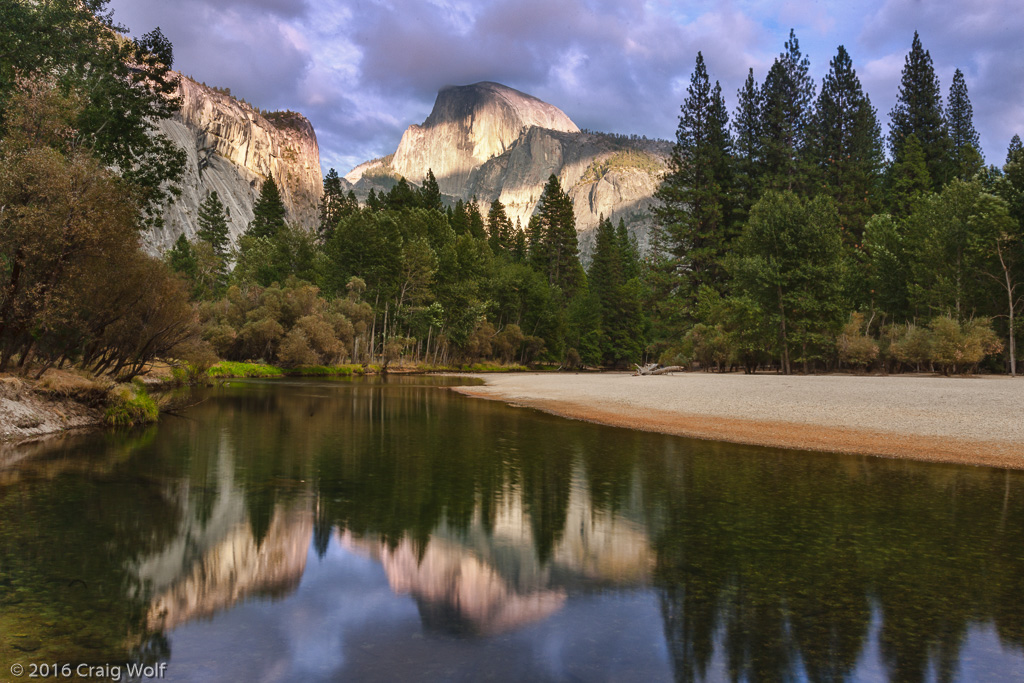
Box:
[452, 372, 1024, 469]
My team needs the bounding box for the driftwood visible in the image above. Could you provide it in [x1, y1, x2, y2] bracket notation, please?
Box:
[633, 363, 685, 376]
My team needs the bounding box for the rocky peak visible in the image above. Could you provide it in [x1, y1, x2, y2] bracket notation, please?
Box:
[146, 73, 322, 252]
[378, 82, 579, 197]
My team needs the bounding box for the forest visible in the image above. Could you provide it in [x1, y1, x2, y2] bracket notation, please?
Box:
[1, 0, 1022, 378]
[169, 30, 1022, 375]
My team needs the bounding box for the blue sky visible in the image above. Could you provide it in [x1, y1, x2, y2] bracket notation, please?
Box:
[108, 0, 1024, 175]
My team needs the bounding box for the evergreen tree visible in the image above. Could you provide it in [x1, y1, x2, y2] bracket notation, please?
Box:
[588, 217, 644, 365]
[733, 68, 763, 223]
[196, 190, 230, 256]
[318, 168, 345, 239]
[946, 69, 983, 180]
[616, 218, 641, 281]
[536, 175, 583, 295]
[467, 198, 487, 241]
[889, 134, 931, 217]
[1007, 135, 1023, 166]
[889, 31, 951, 189]
[487, 198, 514, 255]
[807, 45, 884, 241]
[759, 30, 817, 193]
[733, 192, 843, 374]
[419, 169, 443, 212]
[168, 233, 197, 280]
[450, 199, 470, 235]
[652, 51, 734, 315]
[247, 174, 287, 239]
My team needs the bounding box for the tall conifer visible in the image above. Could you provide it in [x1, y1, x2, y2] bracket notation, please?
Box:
[808, 45, 883, 241]
[759, 30, 816, 193]
[946, 69, 983, 179]
[653, 51, 733, 310]
[247, 174, 287, 239]
[889, 32, 951, 189]
[733, 68, 763, 222]
[197, 190, 230, 256]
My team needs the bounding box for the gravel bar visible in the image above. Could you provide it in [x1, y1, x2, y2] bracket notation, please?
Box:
[453, 372, 1024, 469]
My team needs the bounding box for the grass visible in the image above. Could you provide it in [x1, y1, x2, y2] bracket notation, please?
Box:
[207, 360, 531, 378]
[414, 363, 530, 373]
[207, 361, 286, 378]
[207, 361, 373, 379]
[104, 384, 159, 427]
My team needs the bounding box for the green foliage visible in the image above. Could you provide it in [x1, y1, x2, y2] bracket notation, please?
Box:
[837, 312, 880, 369]
[733, 191, 844, 373]
[889, 32, 951, 189]
[946, 69, 983, 181]
[0, 1, 186, 227]
[807, 45, 883, 241]
[653, 52, 734, 320]
[104, 384, 159, 426]
[533, 175, 584, 297]
[246, 175, 287, 239]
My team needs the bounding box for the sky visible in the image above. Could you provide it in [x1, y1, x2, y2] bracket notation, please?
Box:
[107, 0, 1024, 176]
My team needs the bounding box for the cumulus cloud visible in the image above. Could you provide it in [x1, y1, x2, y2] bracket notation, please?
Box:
[109, 0, 1024, 173]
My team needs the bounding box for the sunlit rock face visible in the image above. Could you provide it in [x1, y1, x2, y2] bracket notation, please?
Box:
[346, 83, 669, 255]
[146, 74, 322, 252]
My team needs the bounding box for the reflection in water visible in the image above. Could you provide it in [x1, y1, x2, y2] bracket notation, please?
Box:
[135, 437, 312, 630]
[1, 377, 1023, 682]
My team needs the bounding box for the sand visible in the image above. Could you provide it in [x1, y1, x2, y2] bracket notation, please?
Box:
[452, 372, 1024, 469]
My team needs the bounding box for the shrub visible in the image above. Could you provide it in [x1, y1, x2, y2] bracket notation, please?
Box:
[104, 385, 159, 426]
[929, 316, 1002, 375]
[837, 313, 879, 370]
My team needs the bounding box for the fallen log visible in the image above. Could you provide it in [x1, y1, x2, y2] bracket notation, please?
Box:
[633, 364, 685, 376]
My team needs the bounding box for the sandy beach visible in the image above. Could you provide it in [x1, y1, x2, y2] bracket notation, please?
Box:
[453, 372, 1024, 469]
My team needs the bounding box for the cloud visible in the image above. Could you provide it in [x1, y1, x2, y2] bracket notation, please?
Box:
[109, 0, 1024, 173]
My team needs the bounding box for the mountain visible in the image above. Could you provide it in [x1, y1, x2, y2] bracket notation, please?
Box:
[345, 83, 670, 253]
[146, 74, 323, 252]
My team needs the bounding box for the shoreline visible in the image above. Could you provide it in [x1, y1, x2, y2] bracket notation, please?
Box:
[452, 372, 1024, 470]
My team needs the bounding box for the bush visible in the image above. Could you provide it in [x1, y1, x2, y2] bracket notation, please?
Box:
[929, 316, 1002, 375]
[837, 313, 879, 370]
[104, 385, 159, 426]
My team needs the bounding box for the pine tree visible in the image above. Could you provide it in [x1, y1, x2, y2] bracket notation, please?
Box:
[487, 199, 514, 255]
[807, 45, 883, 241]
[536, 175, 583, 295]
[946, 69, 983, 180]
[168, 233, 197, 280]
[889, 31, 951, 189]
[318, 168, 342, 239]
[1007, 135, 1023, 166]
[616, 218, 641, 281]
[467, 198, 487, 240]
[889, 134, 931, 217]
[652, 51, 734, 314]
[759, 29, 817, 193]
[733, 68, 763, 223]
[247, 174, 287, 239]
[196, 190, 230, 256]
[588, 217, 643, 365]
[419, 169, 443, 211]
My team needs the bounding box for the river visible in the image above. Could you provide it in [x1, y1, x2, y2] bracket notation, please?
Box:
[1, 377, 1022, 681]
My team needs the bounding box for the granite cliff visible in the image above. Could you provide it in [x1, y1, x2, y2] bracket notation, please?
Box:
[346, 82, 669, 253]
[146, 74, 322, 252]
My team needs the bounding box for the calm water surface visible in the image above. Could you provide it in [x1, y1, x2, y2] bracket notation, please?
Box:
[1, 377, 1022, 682]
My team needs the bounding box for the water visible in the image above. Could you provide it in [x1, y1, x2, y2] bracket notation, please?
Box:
[1, 376, 1022, 682]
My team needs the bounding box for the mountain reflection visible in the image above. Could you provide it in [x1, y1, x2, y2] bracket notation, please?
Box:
[110, 429, 314, 631]
[3, 378, 1024, 682]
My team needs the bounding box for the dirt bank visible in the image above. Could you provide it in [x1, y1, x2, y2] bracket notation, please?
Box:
[452, 372, 1024, 469]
